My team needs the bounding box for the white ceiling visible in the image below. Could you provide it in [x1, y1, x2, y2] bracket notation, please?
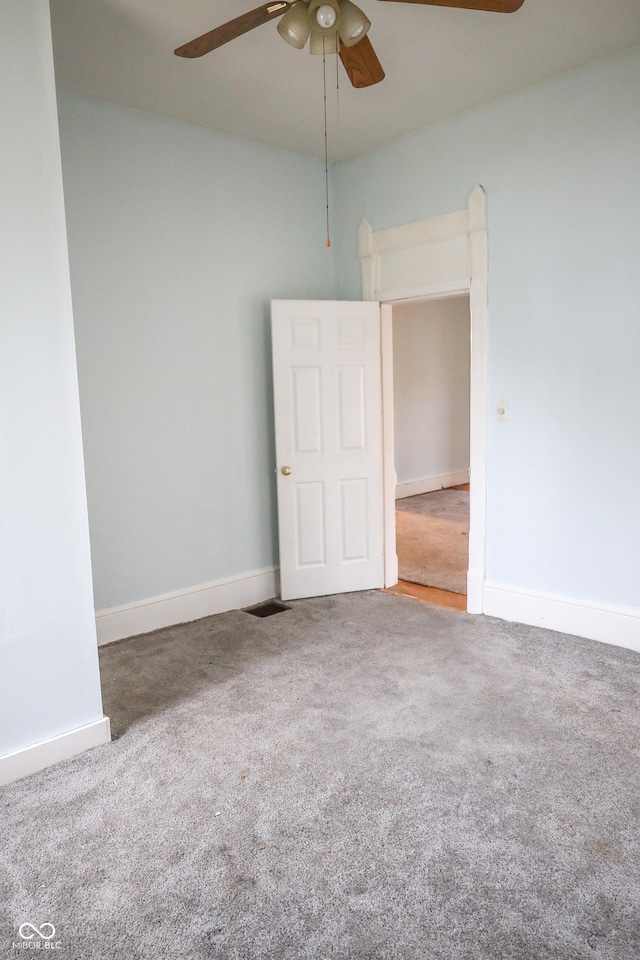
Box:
[51, 0, 640, 161]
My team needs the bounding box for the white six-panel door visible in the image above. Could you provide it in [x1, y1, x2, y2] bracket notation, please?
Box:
[272, 300, 384, 601]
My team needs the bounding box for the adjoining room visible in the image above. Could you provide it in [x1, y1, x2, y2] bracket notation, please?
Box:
[393, 296, 471, 598]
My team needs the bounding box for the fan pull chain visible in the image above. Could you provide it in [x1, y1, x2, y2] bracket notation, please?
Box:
[322, 40, 331, 248]
[336, 41, 341, 169]
[335, 42, 343, 288]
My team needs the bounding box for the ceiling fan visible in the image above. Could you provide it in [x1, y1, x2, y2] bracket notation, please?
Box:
[174, 0, 525, 89]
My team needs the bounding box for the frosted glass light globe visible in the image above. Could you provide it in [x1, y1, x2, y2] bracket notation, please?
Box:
[316, 4, 337, 28]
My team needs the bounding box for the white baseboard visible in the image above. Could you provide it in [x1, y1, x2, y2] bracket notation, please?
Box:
[0, 716, 111, 787]
[483, 581, 640, 654]
[466, 568, 483, 614]
[96, 566, 280, 646]
[396, 470, 469, 500]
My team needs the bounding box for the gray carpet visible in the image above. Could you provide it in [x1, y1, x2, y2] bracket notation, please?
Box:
[396, 488, 469, 594]
[2, 591, 640, 960]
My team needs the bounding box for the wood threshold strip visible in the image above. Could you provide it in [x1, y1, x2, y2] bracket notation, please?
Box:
[383, 580, 467, 611]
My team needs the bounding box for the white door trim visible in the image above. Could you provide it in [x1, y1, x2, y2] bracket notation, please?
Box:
[360, 185, 488, 613]
[380, 303, 398, 588]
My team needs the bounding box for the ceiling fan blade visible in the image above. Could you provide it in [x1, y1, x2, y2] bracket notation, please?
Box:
[376, 0, 524, 11]
[339, 37, 385, 89]
[174, 2, 291, 58]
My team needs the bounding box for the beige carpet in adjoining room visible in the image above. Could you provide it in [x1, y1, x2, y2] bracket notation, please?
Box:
[396, 487, 469, 594]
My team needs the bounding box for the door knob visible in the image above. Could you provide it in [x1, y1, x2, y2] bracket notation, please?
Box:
[281, 465, 292, 476]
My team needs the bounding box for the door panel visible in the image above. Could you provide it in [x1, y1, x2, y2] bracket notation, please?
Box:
[292, 367, 323, 452]
[295, 482, 326, 566]
[272, 300, 384, 601]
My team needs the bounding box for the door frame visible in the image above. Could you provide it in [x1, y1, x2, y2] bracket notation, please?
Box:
[359, 185, 488, 614]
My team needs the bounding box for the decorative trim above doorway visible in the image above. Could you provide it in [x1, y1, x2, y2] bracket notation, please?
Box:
[359, 206, 472, 303]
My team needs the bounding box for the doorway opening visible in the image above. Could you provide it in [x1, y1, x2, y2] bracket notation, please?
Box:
[362, 186, 488, 614]
[391, 295, 471, 601]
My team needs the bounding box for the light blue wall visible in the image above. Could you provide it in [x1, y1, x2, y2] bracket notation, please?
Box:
[0, 2, 103, 757]
[335, 50, 640, 610]
[58, 93, 335, 609]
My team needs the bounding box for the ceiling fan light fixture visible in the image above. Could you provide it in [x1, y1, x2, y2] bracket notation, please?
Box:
[309, 31, 340, 54]
[277, 1, 311, 48]
[308, 0, 341, 36]
[337, 0, 370, 47]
